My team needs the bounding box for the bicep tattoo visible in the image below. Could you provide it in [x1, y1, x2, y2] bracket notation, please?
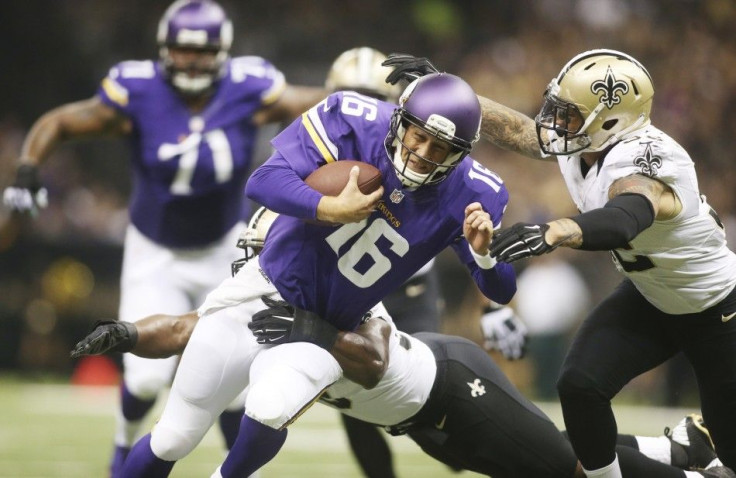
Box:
[608, 174, 663, 206]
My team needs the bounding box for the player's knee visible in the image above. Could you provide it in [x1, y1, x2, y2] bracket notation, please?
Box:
[124, 371, 170, 399]
[150, 424, 203, 461]
[244, 379, 289, 429]
[245, 363, 322, 430]
[557, 366, 608, 403]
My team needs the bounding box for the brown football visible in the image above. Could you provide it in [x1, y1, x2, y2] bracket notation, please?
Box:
[305, 160, 382, 196]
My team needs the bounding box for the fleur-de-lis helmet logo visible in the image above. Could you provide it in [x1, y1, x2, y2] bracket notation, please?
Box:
[633, 143, 662, 177]
[591, 66, 629, 109]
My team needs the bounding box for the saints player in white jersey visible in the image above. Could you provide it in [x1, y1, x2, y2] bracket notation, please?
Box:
[383, 49, 736, 478]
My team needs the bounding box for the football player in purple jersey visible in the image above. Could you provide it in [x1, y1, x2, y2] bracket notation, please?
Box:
[116, 72, 517, 477]
[2, 1, 325, 476]
[325, 46, 528, 478]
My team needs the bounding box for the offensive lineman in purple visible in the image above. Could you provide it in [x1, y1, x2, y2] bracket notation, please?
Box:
[99, 55, 286, 247]
[247, 76, 516, 331]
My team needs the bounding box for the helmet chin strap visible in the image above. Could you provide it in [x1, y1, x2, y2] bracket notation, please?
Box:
[391, 143, 427, 189]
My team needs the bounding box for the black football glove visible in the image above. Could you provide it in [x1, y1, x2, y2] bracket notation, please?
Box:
[3, 163, 48, 214]
[248, 295, 338, 350]
[70, 320, 139, 358]
[382, 53, 440, 85]
[489, 223, 556, 263]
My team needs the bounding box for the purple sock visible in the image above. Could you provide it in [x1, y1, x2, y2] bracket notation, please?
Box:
[121, 433, 175, 477]
[220, 415, 287, 477]
[109, 445, 130, 478]
[218, 408, 244, 450]
[121, 382, 156, 421]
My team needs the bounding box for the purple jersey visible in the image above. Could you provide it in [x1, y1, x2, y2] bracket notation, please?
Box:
[98, 56, 285, 248]
[247, 92, 515, 330]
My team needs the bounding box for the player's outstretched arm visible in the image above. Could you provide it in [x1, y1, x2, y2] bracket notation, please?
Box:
[478, 96, 547, 161]
[5, 97, 131, 214]
[70, 312, 197, 359]
[382, 53, 545, 161]
[133, 312, 197, 358]
[19, 96, 130, 166]
[249, 297, 390, 389]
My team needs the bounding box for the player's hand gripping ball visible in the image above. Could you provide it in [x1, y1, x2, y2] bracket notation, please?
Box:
[304, 160, 382, 226]
[305, 160, 382, 196]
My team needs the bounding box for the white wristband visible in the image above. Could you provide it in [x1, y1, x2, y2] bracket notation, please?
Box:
[469, 244, 497, 269]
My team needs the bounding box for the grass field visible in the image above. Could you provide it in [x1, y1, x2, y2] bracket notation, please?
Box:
[0, 374, 700, 478]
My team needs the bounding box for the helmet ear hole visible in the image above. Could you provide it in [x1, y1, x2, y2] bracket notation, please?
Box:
[602, 119, 618, 131]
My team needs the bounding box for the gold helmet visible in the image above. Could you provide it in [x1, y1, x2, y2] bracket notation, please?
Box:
[325, 47, 402, 102]
[231, 207, 279, 275]
[535, 49, 654, 155]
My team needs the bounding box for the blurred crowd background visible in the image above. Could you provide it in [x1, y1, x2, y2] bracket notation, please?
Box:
[1, 0, 734, 406]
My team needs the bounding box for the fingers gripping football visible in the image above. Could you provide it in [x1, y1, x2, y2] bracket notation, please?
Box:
[489, 223, 555, 263]
[382, 53, 440, 85]
[70, 320, 139, 358]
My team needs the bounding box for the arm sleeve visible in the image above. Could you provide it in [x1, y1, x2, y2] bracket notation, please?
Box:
[570, 193, 655, 251]
[245, 153, 323, 220]
[450, 240, 517, 304]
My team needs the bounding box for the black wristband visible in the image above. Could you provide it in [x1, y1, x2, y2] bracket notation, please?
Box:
[570, 193, 654, 251]
[293, 308, 339, 350]
[119, 321, 139, 352]
[15, 163, 41, 189]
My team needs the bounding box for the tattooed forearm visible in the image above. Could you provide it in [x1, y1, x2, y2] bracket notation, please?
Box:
[546, 218, 584, 249]
[478, 96, 546, 160]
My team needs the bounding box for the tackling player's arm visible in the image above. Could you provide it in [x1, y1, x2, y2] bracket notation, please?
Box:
[132, 312, 197, 358]
[490, 173, 673, 263]
[329, 317, 390, 389]
[248, 299, 389, 389]
[69, 312, 196, 360]
[20, 96, 131, 166]
[478, 96, 548, 161]
[380, 53, 545, 161]
[544, 173, 678, 249]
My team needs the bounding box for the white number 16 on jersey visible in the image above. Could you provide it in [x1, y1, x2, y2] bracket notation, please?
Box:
[325, 218, 409, 288]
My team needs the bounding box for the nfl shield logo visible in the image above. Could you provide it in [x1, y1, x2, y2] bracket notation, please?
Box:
[390, 188, 405, 204]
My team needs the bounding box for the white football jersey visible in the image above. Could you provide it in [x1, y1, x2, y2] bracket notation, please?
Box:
[557, 125, 736, 314]
[322, 327, 436, 427]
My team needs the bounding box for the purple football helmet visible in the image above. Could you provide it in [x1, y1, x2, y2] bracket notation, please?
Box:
[385, 73, 481, 187]
[157, 0, 233, 95]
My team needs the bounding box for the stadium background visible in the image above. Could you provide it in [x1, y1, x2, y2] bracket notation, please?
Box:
[0, 0, 734, 476]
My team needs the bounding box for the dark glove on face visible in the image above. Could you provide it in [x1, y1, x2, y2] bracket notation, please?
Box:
[382, 53, 439, 85]
[3, 163, 48, 214]
[70, 320, 139, 358]
[489, 223, 555, 263]
[248, 295, 338, 350]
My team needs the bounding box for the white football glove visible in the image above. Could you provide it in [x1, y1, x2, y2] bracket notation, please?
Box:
[480, 305, 528, 360]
